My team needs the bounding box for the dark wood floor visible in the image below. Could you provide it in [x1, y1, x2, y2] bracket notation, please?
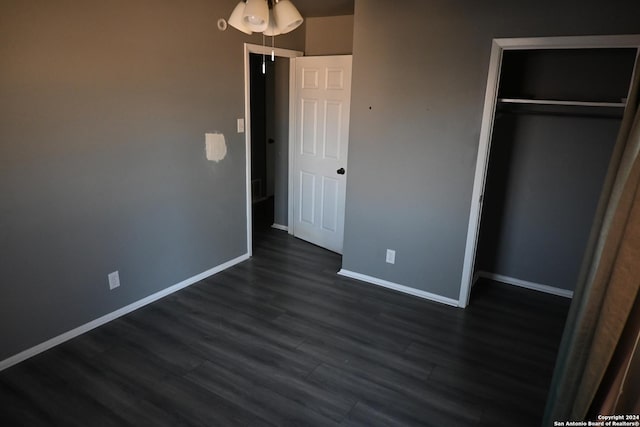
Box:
[0, 228, 570, 426]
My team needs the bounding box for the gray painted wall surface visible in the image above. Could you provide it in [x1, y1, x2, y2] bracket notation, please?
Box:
[305, 15, 354, 56]
[343, 0, 640, 300]
[272, 58, 291, 227]
[476, 114, 621, 291]
[0, 1, 304, 361]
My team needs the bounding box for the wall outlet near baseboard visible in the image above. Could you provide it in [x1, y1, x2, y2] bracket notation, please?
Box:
[385, 249, 396, 264]
[108, 271, 120, 290]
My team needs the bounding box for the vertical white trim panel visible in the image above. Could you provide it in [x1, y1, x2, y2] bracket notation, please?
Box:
[288, 58, 297, 235]
[243, 44, 253, 256]
[459, 40, 503, 308]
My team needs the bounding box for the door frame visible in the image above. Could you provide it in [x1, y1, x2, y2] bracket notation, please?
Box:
[243, 43, 303, 256]
[458, 34, 640, 308]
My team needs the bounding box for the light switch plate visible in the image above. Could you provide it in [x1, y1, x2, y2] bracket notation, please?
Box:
[237, 118, 245, 133]
[108, 271, 120, 290]
[386, 249, 396, 264]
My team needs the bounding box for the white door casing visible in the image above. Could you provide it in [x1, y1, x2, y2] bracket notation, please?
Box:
[292, 55, 352, 253]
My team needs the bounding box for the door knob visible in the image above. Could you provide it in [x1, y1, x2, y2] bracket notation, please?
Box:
[337, 168, 346, 175]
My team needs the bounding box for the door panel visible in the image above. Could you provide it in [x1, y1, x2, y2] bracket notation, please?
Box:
[321, 176, 339, 232]
[301, 99, 318, 155]
[293, 55, 352, 253]
[323, 101, 342, 159]
[300, 171, 316, 225]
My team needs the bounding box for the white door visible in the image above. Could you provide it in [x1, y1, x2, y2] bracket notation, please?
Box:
[292, 55, 352, 254]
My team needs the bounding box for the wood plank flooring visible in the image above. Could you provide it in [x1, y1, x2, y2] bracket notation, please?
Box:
[0, 228, 570, 426]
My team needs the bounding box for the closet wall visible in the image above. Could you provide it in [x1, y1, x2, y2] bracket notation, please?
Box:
[475, 48, 637, 292]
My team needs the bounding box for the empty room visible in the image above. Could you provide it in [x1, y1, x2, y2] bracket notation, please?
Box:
[2, 0, 639, 426]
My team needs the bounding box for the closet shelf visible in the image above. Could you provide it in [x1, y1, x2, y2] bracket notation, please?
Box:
[498, 98, 626, 108]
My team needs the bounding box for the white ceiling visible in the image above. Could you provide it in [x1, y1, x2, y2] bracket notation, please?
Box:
[292, 0, 354, 17]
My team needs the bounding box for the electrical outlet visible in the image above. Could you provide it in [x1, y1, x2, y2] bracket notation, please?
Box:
[108, 271, 120, 290]
[386, 249, 396, 264]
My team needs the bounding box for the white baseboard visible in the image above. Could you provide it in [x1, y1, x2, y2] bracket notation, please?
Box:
[337, 269, 459, 307]
[271, 223, 288, 232]
[0, 253, 250, 372]
[477, 271, 574, 298]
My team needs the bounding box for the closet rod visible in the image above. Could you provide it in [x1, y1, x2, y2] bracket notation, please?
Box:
[498, 98, 626, 108]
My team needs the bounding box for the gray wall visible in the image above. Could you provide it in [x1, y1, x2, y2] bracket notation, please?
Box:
[305, 15, 354, 56]
[343, 0, 640, 300]
[476, 114, 621, 291]
[0, 0, 304, 361]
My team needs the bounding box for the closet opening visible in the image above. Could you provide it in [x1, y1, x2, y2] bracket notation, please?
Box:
[460, 36, 640, 308]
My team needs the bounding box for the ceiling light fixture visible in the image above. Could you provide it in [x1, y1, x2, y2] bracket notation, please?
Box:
[227, 0, 303, 75]
[263, 9, 281, 37]
[273, 0, 303, 34]
[228, 2, 252, 34]
[228, 0, 304, 36]
[242, 0, 269, 32]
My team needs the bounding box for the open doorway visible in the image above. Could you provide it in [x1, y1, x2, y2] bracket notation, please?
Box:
[243, 44, 303, 255]
[249, 52, 286, 231]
